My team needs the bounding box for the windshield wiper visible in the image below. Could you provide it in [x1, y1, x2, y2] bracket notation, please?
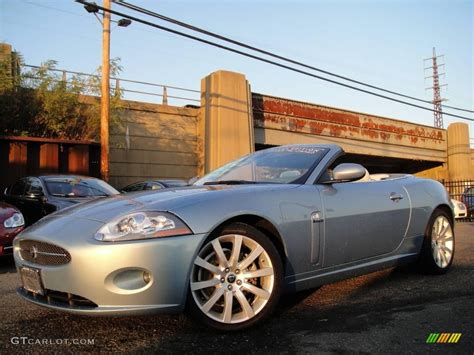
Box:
[203, 180, 258, 185]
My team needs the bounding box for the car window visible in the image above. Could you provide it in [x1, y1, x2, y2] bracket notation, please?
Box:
[196, 146, 329, 185]
[9, 179, 27, 196]
[25, 178, 44, 197]
[123, 183, 145, 192]
[44, 177, 119, 197]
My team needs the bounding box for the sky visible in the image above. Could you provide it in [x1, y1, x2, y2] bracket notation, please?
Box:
[1, 0, 473, 143]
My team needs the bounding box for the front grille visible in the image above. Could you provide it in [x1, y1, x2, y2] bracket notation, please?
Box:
[19, 240, 71, 266]
[20, 288, 98, 309]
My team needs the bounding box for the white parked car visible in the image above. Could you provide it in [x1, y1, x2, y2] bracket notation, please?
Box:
[451, 199, 467, 219]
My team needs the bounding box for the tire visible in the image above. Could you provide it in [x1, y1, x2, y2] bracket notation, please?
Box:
[187, 222, 283, 331]
[417, 209, 455, 274]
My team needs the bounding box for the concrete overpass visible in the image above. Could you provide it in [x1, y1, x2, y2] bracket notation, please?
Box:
[198, 70, 472, 180]
[252, 94, 445, 174]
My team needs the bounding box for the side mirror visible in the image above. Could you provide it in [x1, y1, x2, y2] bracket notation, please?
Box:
[330, 163, 367, 183]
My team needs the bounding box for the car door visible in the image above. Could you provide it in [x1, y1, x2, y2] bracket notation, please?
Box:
[23, 177, 47, 225]
[3, 179, 28, 215]
[318, 179, 410, 267]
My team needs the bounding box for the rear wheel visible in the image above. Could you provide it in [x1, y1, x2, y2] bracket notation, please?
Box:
[187, 222, 283, 331]
[418, 209, 455, 274]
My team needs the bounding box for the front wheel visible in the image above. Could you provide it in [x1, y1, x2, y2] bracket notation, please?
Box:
[187, 222, 283, 331]
[418, 209, 455, 274]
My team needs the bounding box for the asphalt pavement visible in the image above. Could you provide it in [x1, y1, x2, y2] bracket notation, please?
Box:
[0, 223, 473, 354]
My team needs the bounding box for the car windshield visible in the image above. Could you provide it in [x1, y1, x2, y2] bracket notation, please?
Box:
[195, 146, 328, 185]
[45, 177, 119, 197]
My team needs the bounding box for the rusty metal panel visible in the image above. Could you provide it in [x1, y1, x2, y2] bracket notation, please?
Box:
[68, 145, 89, 175]
[39, 143, 59, 174]
[0, 141, 28, 192]
[252, 94, 446, 154]
[8, 141, 28, 176]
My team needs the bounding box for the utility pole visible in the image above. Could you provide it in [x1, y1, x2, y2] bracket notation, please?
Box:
[101, 0, 111, 181]
[424, 47, 447, 128]
[81, 1, 131, 181]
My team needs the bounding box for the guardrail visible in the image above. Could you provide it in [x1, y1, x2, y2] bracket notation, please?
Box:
[22, 64, 200, 106]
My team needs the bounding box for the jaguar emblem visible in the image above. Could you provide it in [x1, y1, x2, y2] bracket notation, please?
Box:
[29, 245, 38, 260]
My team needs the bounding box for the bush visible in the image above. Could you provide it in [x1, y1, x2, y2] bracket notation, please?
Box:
[0, 52, 123, 141]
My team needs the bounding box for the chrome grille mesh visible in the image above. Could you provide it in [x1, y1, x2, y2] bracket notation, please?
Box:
[19, 240, 71, 266]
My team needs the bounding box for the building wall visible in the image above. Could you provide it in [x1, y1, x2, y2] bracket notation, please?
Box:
[109, 100, 199, 189]
[472, 149, 474, 173]
[415, 165, 448, 181]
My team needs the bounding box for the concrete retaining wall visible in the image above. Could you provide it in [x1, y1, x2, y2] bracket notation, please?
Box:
[109, 100, 199, 189]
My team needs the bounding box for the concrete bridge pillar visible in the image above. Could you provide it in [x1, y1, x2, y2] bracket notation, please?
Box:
[198, 70, 254, 175]
[447, 122, 472, 180]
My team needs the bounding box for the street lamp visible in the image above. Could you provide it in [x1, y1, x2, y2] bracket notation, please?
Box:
[81, 1, 131, 182]
[117, 18, 132, 27]
[83, 3, 99, 13]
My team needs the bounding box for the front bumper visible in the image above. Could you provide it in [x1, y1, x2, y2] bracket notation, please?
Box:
[16, 287, 184, 316]
[14, 216, 207, 315]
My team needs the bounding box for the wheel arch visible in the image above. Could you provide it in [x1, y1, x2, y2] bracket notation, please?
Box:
[434, 204, 454, 227]
[207, 214, 288, 265]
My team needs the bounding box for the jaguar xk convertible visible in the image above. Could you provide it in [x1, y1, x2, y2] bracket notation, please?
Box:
[13, 144, 455, 330]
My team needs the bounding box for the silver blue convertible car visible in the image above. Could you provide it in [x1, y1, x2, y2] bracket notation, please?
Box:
[14, 144, 454, 330]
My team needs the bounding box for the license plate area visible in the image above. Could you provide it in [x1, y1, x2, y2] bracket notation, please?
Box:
[20, 266, 44, 296]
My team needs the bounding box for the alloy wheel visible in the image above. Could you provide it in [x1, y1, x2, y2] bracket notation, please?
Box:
[431, 215, 454, 268]
[190, 234, 275, 324]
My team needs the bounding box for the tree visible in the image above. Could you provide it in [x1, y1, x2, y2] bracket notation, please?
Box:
[0, 51, 124, 140]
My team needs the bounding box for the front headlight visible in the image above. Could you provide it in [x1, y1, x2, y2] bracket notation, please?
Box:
[94, 211, 192, 242]
[4, 213, 25, 228]
[458, 203, 466, 210]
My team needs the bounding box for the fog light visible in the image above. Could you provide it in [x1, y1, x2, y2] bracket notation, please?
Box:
[106, 268, 153, 294]
[143, 271, 151, 284]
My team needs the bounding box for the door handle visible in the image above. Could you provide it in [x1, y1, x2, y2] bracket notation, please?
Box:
[311, 211, 324, 223]
[389, 192, 403, 201]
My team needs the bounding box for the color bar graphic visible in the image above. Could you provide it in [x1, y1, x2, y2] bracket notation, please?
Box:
[426, 333, 462, 344]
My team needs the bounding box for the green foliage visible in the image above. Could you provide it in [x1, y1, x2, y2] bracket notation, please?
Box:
[0, 53, 124, 141]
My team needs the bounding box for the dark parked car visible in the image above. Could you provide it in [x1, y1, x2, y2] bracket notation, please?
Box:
[0, 202, 24, 256]
[461, 186, 474, 218]
[3, 175, 119, 226]
[120, 179, 188, 193]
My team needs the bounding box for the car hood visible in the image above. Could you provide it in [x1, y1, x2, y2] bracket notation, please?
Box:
[52, 184, 298, 223]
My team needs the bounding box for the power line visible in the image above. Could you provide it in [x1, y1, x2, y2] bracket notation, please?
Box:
[75, 0, 473, 122]
[114, 0, 474, 115]
[23, 64, 200, 93]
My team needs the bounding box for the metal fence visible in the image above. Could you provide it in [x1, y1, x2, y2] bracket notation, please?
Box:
[441, 179, 474, 221]
[22, 64, 201, 107]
